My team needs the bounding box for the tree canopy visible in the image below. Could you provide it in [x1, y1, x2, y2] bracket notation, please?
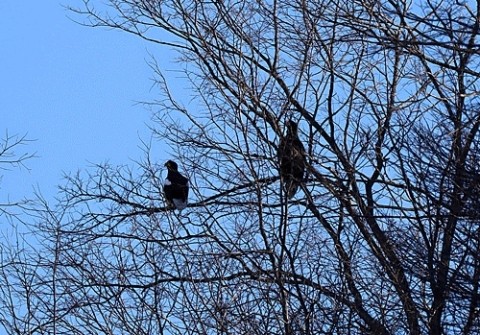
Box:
[2, 0, 480, 334]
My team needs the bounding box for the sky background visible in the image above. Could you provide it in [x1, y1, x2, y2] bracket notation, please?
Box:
[1, 1, 177, 206]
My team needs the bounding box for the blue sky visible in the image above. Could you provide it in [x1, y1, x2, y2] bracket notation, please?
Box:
[1, 1, 174, 204]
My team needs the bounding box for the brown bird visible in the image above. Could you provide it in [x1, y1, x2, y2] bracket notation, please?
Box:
[278, 120, 306, 199]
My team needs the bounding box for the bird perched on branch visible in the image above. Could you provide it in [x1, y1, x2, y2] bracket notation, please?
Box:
[278, 120, 306, 199]
[164, 160, 189, 210]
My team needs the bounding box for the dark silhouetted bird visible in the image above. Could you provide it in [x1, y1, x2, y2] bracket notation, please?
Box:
[164, 160, 189, 210]
[278, 120, 306, 199]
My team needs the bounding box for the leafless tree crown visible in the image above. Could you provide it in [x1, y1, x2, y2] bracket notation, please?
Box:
[2, 0, 480, 334]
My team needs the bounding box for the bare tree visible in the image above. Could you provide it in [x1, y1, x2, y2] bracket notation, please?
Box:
[0, 132, 39, 334]
[3, 0, 480, 334]
[0, 132, 34, 218]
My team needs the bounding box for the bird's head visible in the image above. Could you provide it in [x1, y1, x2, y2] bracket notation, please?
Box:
[286, 120, 298, 132]
[165, 160, 179, 171]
